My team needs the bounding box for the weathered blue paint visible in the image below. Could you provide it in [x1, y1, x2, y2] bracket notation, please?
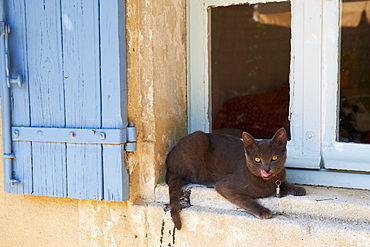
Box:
[1, 0, 129, 201]
[99, 0, 130, 201]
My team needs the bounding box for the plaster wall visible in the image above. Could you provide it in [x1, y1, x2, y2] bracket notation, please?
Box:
[0, 0, 187, 246]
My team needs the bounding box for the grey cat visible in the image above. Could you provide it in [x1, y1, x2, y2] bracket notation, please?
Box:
[165, 128, 306, 230]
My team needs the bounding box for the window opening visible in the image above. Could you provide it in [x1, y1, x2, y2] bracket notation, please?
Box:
[339, 0, 370, 144]
[210, 2, 291, 139]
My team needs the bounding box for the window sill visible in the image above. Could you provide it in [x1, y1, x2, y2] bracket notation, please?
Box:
[286, 168, 370, 190]
[152, 183, 370, 245]
[155, 183, 370, 223]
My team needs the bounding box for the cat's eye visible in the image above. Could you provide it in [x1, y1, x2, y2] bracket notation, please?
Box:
[254, 157, 261, 163]
[271, 156, 278, 161]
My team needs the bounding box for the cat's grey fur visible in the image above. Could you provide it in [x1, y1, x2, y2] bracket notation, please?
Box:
[165, 128, 306, 230]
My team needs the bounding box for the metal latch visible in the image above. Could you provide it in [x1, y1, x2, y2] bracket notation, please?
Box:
[1, 22, 21, 185]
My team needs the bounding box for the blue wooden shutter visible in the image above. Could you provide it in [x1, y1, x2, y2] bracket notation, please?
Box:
[1, 0, 130, 201]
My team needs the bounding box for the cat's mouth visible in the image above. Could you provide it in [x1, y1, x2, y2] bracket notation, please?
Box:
[260, 169, 273, 179]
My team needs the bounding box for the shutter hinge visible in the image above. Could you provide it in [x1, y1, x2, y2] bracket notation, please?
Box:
[11, 123, 137, 147]
[124, 123, 137, 151]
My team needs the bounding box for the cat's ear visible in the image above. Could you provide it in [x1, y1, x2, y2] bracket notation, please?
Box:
[271, 128, 287, 147]
[242, 132, 258, 151]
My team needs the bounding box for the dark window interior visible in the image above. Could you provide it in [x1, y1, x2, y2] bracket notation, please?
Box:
[339, 0, 370, 143]
[210, 2, 291, 139]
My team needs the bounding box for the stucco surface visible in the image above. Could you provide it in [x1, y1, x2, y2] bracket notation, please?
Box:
[1, 0, 187, 246]
[0, 159, 79, 246]
[126, 0, 187, 202]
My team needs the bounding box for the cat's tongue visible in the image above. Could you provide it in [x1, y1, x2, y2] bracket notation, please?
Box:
[260, 169, 271, 178]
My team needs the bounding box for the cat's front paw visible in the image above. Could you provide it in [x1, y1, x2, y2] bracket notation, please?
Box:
[290, 186, 306, 196]
[254, 207, 272, 220]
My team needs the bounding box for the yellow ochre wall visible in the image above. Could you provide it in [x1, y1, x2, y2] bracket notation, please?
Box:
[0, 0, 187, 246]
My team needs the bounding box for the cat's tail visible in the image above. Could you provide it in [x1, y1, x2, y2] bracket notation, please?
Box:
[166, 170, 183, 230]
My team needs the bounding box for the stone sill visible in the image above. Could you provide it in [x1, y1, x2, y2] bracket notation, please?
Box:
[155, 183, 370, 224]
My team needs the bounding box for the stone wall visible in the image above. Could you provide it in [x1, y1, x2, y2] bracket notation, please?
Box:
[126, 0, 187, 202]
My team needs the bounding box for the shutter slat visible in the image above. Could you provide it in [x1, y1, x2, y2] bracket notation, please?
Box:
[100, 0, 129, 201]
[61, 0, 103, 200]
[32, 143, 67, 197]
[67, 144, 103, 200]
[26, 0, 67, 197]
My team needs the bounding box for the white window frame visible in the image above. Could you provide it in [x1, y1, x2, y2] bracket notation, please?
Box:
[321, 0, 370, 173]
[187, 0, 370, 189]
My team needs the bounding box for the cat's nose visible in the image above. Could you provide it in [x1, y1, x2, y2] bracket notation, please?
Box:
[262, 165, 271, 173]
